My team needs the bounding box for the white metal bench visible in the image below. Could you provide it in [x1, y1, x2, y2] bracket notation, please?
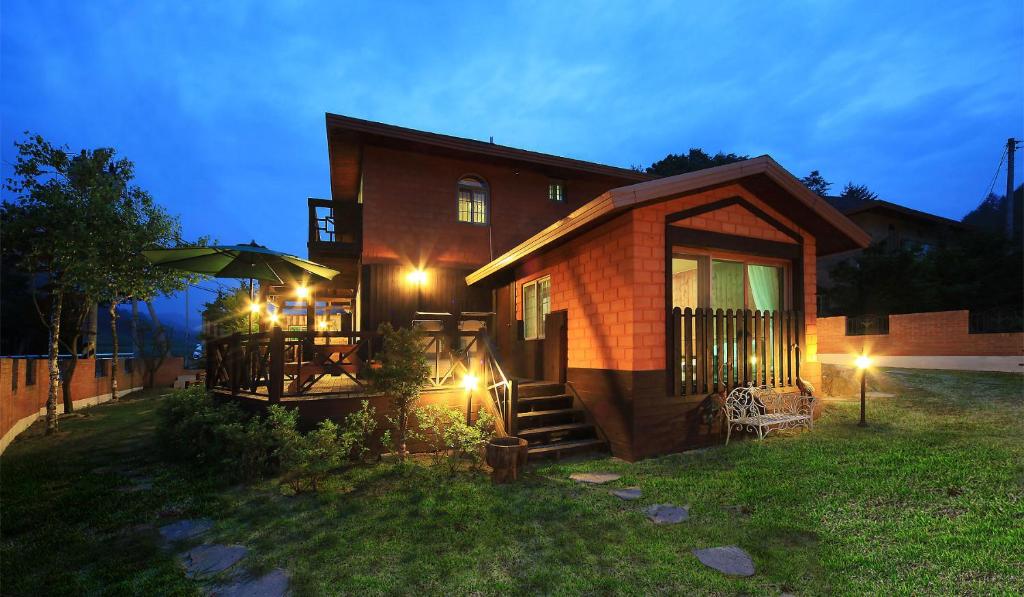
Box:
[724, 385, 814, 443]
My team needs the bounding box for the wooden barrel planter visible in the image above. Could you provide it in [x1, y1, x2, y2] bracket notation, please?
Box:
[485, 437, 528, 484]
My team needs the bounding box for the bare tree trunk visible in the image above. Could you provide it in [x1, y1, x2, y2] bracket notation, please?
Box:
[109, 301, 119, 402]
[59, 297, 89, 414]
[46, 289, 63, 434]
[83, 302, 98, 357]
[145, 300, 169, 356]
[130, 299, 141, 356]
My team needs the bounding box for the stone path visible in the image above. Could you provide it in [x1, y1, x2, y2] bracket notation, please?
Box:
[692, 546, 755, 577]
[644, 504, 689, 524]
[180, 544, 249, 579]
[566, 472, 759, 578]
[610, 487, 642, 500]
[160, 519, 214, 542]
[570, 472, 621, 484]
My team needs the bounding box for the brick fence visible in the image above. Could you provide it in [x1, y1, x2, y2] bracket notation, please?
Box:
[818, 310, 1024, 373]
[1, 356, 196, 454]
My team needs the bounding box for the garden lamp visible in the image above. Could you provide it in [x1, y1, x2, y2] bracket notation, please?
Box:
[856, 354, 871, 427]
[463, 374, 479, 425]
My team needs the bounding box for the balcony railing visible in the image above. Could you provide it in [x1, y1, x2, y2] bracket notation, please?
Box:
[670, 307, 804, 397]
[205, 328, 517, 435]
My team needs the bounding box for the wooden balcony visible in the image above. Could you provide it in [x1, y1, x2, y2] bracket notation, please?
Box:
[669, 307, 805, 397]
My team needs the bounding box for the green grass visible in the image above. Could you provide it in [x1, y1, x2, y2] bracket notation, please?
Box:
[3, 370, 1023, 596]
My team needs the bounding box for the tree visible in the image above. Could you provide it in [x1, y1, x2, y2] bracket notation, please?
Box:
[962, 185, 1023, 242]
[838, 182, 879, 204]
[643, 148, 749, 177]
[201, 283, 255, 338]
[2, 134, 125, 433]
[369, 324, 430, 461]
[800, 170, 832, 197]
[93, 159, 204, 401]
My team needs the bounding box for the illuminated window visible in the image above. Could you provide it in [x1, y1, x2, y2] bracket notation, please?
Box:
[522, 276, 551, 340]
[548, 181, 565, 202]
[457, 177, 488, 224]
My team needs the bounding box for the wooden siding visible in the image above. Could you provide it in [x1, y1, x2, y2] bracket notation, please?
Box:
[359, 263, 492, 333]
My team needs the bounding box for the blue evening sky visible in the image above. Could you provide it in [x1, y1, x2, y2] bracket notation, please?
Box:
[2, 1, 1022, 336]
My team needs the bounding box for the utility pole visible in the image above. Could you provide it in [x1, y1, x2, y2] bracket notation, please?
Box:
[1007, 138, 1017, 238]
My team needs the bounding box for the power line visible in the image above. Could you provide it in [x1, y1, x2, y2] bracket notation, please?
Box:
[981, 145, 1008, 204]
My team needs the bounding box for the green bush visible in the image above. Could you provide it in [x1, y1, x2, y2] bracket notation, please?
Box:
[268, 405, 346, 493]
[157, 388, 388, 490]
[417, 405, 496, 472]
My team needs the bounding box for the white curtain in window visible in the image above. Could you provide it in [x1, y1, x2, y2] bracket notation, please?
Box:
[747, 264, 781, 311]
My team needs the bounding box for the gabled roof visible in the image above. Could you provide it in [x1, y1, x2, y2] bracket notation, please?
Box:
[325, 113, 650, 200]
[466, 156, 871, 286]
[825, 196, 963, 227]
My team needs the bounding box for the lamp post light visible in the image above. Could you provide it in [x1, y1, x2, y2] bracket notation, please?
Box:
[855, 354, 871, 427]
[248, 301, 261, 333]
[463, 374, 479, 425]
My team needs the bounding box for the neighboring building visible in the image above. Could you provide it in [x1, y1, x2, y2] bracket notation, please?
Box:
[817, 196, 965, 313]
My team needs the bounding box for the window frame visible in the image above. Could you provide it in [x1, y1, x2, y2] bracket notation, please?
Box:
[671, 248, 790, 312]
[456, 175, 490, 226]
[521, 275, 551, 340]
[548, 180, 565, 202]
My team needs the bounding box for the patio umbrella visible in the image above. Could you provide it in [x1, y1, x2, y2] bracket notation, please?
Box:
[143, 241, 340, 329]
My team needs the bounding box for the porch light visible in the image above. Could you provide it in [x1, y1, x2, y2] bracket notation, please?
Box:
[462, 374, 479, 390]
[406, 269, 427, 285]
[249, 302, 261, 314]
[295, 285, 310, 299]
[268, 312, 280, 325]
[317, 320, 328, 331]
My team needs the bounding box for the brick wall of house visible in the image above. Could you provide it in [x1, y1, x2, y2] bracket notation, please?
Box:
[514, 181, 821, 380]
[0, 356, 194, 453]
[359, 144, 634, 269]
[818, 311, 1024, 357]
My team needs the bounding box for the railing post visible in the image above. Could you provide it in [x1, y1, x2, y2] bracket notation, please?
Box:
[671, 307, 682, 396]
[205, 340, 215, 391]
[508, 378, 519, 436]
[229, 333, 242, 397]
[269, 326, 284, 404]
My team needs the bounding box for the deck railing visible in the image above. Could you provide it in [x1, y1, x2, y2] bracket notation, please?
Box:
[670, 307, 803, 397]
[206, 329, 518, 432]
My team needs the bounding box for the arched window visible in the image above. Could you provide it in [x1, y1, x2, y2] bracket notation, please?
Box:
[457, 176, 489, 224]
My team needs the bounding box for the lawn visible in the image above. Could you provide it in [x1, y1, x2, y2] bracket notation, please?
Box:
[2, 369, 1022, 596]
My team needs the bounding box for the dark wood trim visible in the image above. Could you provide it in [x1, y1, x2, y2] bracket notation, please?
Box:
[665, 227, 802, 260]
[664, 196, 803, 243]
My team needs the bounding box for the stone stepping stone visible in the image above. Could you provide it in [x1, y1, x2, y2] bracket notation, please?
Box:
[570, 472, 621, 484]
[644, 504, 689, 524]
[610, 487, 642, 500]
[160, 519, 213, 542]
[210, 568, 290, 597]
[692, 546, 755, 576]
[180, 544, 248, 579]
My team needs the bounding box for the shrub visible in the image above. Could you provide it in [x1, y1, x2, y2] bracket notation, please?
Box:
[369, 324, 431, 461]
[267, 405, 346, 493]
[338, 400, 383, 464]
[417, 405, 496, 472]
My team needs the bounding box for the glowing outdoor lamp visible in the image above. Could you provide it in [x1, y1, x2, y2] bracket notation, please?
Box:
[406, 269, 427, 285]
[856, 354, 871, 427]
[249, 302, 261, 314]
[463, 374, 479, 425]
[268, 311, 280, 326]
[317, 320, 328, 331]
[295, 285, 310, 299]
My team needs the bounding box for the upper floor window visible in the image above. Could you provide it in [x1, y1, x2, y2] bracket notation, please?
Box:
[548, 181, 565, 202]
[457, 177, 488, 224]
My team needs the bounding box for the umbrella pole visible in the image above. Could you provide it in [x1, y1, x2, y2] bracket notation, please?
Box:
[249, 277, 254, 334]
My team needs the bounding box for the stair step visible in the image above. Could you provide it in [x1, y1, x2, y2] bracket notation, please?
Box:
[518, 393, 572, 403]
[517, 408, 578, 419]
[527, 438, 607, 457]
[518, 422, 594, 437]
[518, 381, 566, 398]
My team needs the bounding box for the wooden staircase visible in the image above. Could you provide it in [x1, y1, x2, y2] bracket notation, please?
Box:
[516, 381, 607, 459]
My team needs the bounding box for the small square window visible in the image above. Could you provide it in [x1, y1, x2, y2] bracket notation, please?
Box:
[548, 181, 565, 202]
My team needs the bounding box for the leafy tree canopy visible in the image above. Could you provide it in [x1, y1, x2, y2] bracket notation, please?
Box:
[800, 170, 832, 197]
[837, 182, 879, 203]
[201, 284, 255, 338]
[643, 148, 749, 177]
